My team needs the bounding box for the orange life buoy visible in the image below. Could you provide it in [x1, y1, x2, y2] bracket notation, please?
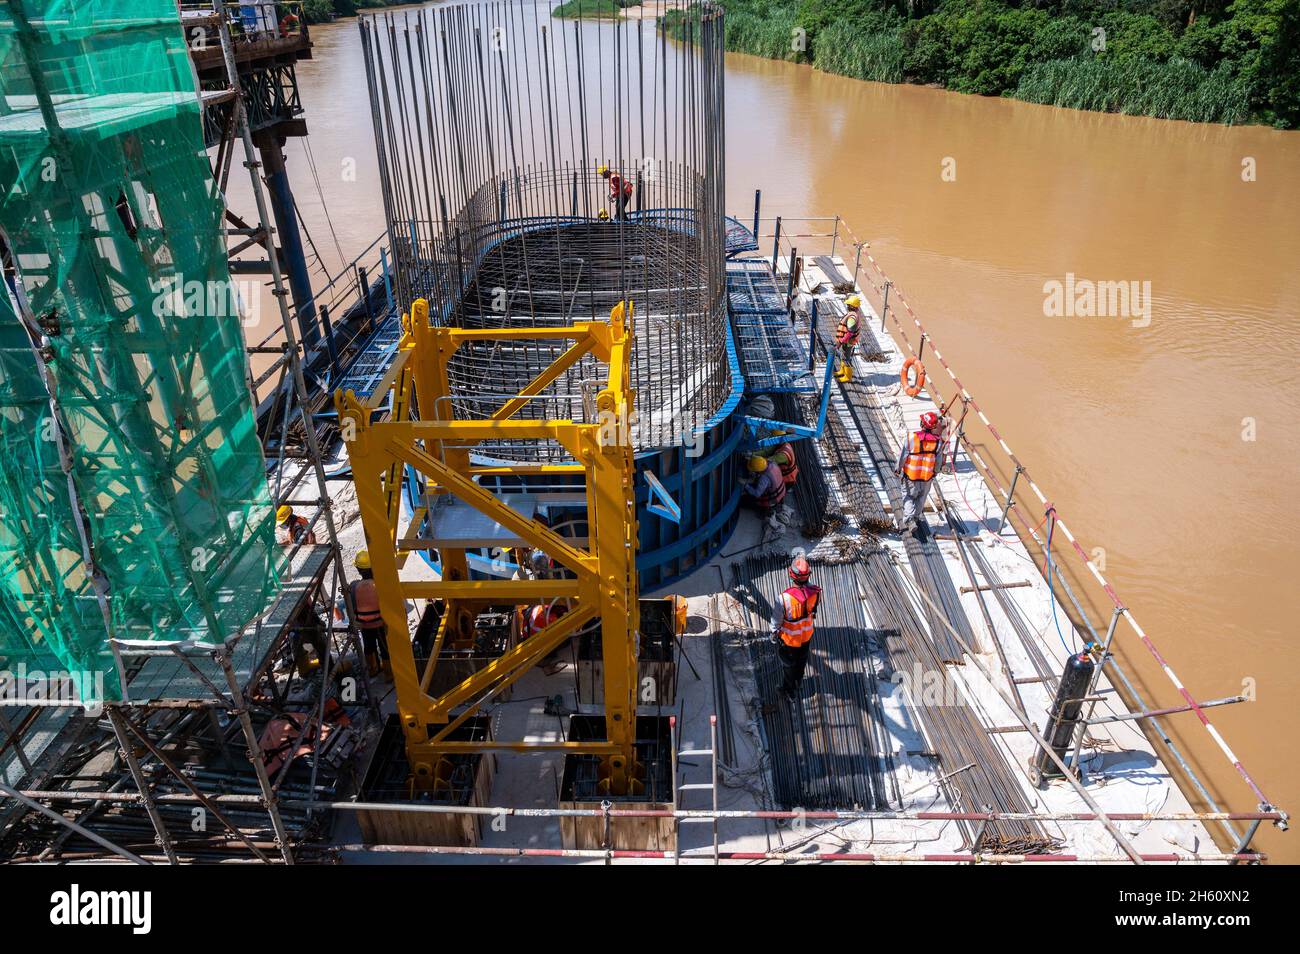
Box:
[901, 357, 926, 397]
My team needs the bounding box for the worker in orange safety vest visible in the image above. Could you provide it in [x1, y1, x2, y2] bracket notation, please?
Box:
[767, 439, 799, 488]
[349, 550, 389, 678]
[772, 556, 821, 697]
[741, 453, 787, 528]
[598, 165, 633, 220]
[835, 295, 863, 382]
[894, 411, 944, 533]
[276, 505, 316, 546]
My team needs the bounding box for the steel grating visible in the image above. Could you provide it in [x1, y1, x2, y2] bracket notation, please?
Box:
[727, 260, 816, 393]
[724, 216, 759, 257]
[335, 314, 401, 401]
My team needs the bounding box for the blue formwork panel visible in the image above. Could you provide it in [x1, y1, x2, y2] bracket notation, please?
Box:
[634, 320, 745, 590]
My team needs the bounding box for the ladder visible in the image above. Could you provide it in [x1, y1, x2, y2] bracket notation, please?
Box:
[670, 714, 720, 865]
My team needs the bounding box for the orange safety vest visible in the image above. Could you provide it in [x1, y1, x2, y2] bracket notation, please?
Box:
[523, 603, 564, 639]
[778, 584, 820, 647]
[757, 460, 787, 508]
[350, 579, 383, 629]
[903, 430, 941, 482]
[278, 515, 316, 546]
[836, 311, 860, 345]
[608, 174, 633, 201]
[772, 442, 798, 486]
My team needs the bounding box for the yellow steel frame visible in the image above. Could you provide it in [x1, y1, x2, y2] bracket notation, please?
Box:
[335, 300, 643, 794]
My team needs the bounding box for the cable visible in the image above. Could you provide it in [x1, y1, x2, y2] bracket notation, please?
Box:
[1043, 506, 1075, 654]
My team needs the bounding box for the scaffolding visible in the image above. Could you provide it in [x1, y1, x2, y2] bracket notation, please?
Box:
[0, 0, 370, 864]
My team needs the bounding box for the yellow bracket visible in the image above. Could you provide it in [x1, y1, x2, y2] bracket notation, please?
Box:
[335, 300, 644, 794]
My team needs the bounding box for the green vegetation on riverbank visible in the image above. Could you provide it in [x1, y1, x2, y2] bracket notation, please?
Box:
[664, 0, 1299, 127]
[553, 0, 636, 18]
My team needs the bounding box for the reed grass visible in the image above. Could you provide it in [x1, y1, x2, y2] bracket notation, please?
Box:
[553, 0, 625, 19]
[724, 7, 807, 62]
[1014, 56, 1250, 125]
[811, 18, 905, 84]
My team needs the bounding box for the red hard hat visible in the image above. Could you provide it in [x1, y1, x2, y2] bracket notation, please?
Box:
[789, 556, 811, 583]
[920, 411, 940, 430]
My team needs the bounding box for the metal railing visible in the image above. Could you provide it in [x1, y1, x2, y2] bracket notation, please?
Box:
[756, 211, 1287, 857]
[179, 2, 311, 46]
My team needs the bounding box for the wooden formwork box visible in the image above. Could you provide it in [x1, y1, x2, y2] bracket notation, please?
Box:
[357, 716, 496, 847]
[559, 715, 676, 852]
[575, 596, 681, 706]
[415, 603, 515, 700]
[423, 652, 515, 701]
[557, 797, 676, 852]
[575, 656, 677, 707]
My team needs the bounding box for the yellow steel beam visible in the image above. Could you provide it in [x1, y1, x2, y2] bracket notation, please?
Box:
[430, 604, 597, 718]
[361, 346, 413, 413]
[491, 335, 593, 421]
[443, 325, 597, 343]
[398, 579, 581, 602]
[386, 438, 595, 575]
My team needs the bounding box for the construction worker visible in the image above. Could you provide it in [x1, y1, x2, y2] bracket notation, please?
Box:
[894, 411, 944, 532]
[350, 550, 389, 678]
[598, 164, 633, 220]
[520, 601, 567, 642]
[835, 295, 862, 382]
[276, 505, 316, 546]
[766, 437, 799, 489]
[773, 556, 820, 697]
[740, 453, 786, 526]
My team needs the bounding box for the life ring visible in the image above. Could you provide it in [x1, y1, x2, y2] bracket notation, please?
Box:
[901, 357, 926, 396]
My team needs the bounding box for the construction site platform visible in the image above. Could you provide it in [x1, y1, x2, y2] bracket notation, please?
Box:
[321, 254, 1232, 866]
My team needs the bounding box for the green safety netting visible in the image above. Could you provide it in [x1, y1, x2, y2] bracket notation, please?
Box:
[0, 0, 281, 703]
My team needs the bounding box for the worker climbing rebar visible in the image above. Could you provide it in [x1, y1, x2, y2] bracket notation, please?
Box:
[894, 411, 944, 532]
[773, 556, 820, 698]
[598, 164, 633, 221]
[835, 295, 862, 382]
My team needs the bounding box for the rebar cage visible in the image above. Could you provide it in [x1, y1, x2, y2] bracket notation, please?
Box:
[360, 1, 729, 460]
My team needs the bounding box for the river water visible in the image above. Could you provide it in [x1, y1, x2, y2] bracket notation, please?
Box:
[230, 8, 1300, 859]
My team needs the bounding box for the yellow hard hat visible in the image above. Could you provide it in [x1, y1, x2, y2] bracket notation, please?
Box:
[747, 454, 768, 473]
[845, 294, 861, 308]
[597, 164, 610, 176]
[276, 505, 292, 525]
[355, 550, 371, 571]
[597, 209, 610, 220]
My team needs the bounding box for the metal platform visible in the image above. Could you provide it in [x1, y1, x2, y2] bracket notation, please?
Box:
[415, 492, 589, 550]
[335, 314, 402, 401]
[726, 260, 816, 394]
[724, 216, 759, 257]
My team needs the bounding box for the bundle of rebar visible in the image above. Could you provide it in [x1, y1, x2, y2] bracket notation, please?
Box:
[852, 546, 1058, 852]
[818, 309, 976, 661]
[772, 393, 835, 536]
[731, 555, 894, 810]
